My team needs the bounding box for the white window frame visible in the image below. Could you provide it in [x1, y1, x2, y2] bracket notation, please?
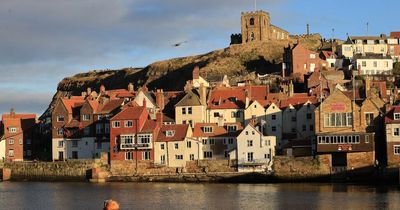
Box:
[82, 114, 90, 121]
[142, 151, 151, 160]
[394, 145, 400, 155]
[112, 121, 120, 128]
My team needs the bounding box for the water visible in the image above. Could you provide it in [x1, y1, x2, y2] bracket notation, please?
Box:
[0, 182, 399, 210]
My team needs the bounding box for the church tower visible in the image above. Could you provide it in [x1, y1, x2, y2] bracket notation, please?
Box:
[241, 11, 271, 43]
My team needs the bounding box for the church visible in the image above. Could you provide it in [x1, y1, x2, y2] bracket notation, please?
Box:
[231, 10, 290, 44]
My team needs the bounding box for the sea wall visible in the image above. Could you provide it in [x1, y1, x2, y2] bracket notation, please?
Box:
[3, 160, 96, 181]
[273, 155, 332, 180]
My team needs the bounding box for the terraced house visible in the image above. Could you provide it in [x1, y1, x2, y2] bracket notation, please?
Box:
[0, 110, 36, 162]
[314, 87, 385, 173]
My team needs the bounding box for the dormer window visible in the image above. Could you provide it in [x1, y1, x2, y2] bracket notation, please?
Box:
[227, 125, 237, 132]
[166, 130, 175, 137]
[395, 113, 400, 120]
[57, 116, 65, 122]
[83, 114, 90, 121]
[203, 126, 213, 133]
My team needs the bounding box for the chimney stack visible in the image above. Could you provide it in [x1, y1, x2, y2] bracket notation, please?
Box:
[365, 76, 371, 97]
[10, 108, 15, 117]
[289, 81, 294, 97]
[199, 83, 207, 106]
[87, 87, 92, 96]
[193, 66, 200, 80]
[156, 111, 163, 126]
[128, 83, 134, 93]
[142, 98, 147, 108]
[100, 85, 106, 93]
[156, 89, 165, 111]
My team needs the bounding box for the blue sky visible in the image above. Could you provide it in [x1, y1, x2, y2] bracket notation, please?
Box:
[0, 0, 399, 115]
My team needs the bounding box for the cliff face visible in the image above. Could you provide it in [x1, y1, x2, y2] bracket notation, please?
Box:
[42, 34, 322, 119]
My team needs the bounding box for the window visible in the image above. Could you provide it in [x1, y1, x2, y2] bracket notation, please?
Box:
[394, 146, 400, 155]
[175, 155, 183, 160]
[302, 125, 306, 131]
[166, 130, 175, 137]
[265, 140, 271, 146]
[394, 128, 400, 136]
[57, 128, 64, 136]
[272, 126, 277, 132]
[309, 125, 314, 131]
[249, 17, 254, 25]
[304, 63, 307, 69]
[224, 150, 229, 158]
[174, 143, 179, 149]
[203, 126, 213, 133]
[187, 141, 192, 148]
[58, 140, 64, 148]
[362, 61, 367, 67]
[204, 151, 213, 159]
[317, 135, 360, 144]
[231, 111, 241, 118]
[57, 116, 65, 122]
[228, 138, 234, 144]
[138, 134, 151, 144]
[247, 140, 253, 147]
[272, 115, 276, 120]
[307, 113, 312, 120]
[83, 114, 90, 121]
[310, 54, 316, 59]
[365, 113, 374, 126]
[8, 149, 14, 157]
[97, 142, 102, 149]
[9, 127, 17, 133]
[26, 150, 31, 156]
[160, 144, 165, 150]
[188, 107, 192, 114]
[227, 125, 237, 132]
[213, 112, 220, 117]
[182, 107, 186, 115]
[324, 113, 352, 127]
[125, 120, 133, 127]
[345, 46, 352, 51]
[384, 61, 389, 68]
[71, 140, 78, 147]
[394, 113, 400, 120]
[291, 116, 296, 122]
[125, 152, 133, 160]
[142, 151, 151, 160]
[8, 138, 14, 145]
[373, 61, 377, 68]
[247, 152, 254, 162]
[291, 128, 296, 133]
[112, 121, 120, 128]
[161, 155, 165, 164]
[365, 135, 370, 143]
[104, 123, 110, 134]
[26, 139, 31, 145]
[96, 124, 103, 134]
[121, 135, 134, 144]
[189, 154, 195, 160]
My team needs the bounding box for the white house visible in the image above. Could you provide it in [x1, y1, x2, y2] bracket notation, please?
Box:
[0, 139, 5, 161]
[264, 103, 282, 148]
[233, 124, 276, 172]
[354, 53, 393, 75]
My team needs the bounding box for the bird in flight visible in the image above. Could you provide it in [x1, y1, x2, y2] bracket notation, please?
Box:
[172, 41, 187, 47]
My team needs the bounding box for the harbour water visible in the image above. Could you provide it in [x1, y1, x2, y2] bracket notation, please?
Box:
[0, 182, 399, 210]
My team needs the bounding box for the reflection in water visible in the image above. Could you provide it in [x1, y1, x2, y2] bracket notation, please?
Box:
[0, 182, 399, 210]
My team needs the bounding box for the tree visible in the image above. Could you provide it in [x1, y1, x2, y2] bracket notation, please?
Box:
[393, 62, 400, 75]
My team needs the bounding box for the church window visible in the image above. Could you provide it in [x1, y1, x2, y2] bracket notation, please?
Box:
[250, 18, 255, 26]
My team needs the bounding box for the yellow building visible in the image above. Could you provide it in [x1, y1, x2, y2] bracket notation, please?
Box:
[175, 88, 207, 126]
[339, 36, 388, 58]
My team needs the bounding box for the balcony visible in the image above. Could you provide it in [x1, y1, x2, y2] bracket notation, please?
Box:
[120, 142, 152, 150]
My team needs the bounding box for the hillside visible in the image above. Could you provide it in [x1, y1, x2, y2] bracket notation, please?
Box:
[42, 34, 322, 118]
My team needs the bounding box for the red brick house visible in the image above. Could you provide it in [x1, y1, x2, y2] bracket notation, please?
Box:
[109, 100, 159, 162]
[283, 43, 326, 82]
[0, 109, 36, 162]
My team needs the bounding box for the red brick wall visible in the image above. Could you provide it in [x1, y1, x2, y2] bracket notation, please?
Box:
[387, 142, 400, 167]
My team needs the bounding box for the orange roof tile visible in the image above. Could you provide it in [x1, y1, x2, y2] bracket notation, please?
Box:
[61, 97, 85, 113]
[110, 106, 145, 121]
[156, 124, 189, 142]
[193, 122, 242, 138]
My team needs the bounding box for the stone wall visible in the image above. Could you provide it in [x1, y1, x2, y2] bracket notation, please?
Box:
[4, 160, 95, 181]
[273, 155, 331, 180]
[110, 159, 236, 176]
[347, 151, 375, 169]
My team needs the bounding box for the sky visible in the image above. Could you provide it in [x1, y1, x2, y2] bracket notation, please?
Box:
[0, 0, 399, 116]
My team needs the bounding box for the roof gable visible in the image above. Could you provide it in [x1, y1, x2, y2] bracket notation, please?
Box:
[175, 90, 202, 107]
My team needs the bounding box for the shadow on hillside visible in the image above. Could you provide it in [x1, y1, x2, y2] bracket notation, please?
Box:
[147, 61, 209, 91]
[244, 56, 281, 75]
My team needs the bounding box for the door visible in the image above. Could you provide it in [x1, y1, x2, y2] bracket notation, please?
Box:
[58, 151, 64, 161]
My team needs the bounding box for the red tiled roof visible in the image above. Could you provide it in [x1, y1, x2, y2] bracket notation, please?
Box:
[88, 100, 100, 112]
[192, 122, 242, 138]
[208, 87, 246, 109]
[385, 106, 400, 124]
[2, 114, 36, 120]
[156, 124, 189, 142]
[98, 99, 124, 114]
[61, 97, 85, 113]
[390, 32, 400, 38]
[279, 94, 318, 109]
[141, 120, 158, 133]
[110, 106, 145, 121]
